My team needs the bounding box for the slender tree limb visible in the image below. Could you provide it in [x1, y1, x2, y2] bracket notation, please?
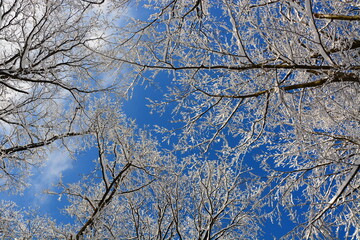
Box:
[1, 131, 89, 155]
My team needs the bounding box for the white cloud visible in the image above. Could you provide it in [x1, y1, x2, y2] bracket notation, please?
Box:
[31, 149, 73, 197]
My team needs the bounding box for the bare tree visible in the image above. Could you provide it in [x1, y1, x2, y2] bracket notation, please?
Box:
[146, 158, 262, 240]
[1, 1, 264, 239]
[0, 0, 129, 191]
[0, 200, 69, 239]
[46, 102, 166, 239]
[1, 0, 359, 239]
[39, 103, 261, 239]
[111, 0, 360, 238]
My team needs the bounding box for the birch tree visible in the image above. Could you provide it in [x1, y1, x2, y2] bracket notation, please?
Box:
[112, 0, 360, 238]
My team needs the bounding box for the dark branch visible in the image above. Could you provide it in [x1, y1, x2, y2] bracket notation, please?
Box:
[1, 131, 89, 155]
[314, 14, 360, 21]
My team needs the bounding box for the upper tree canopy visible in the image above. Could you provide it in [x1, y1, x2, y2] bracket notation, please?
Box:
[112, 0, 360, 238]
[0, 0, 359, 239]
[0, 0, 129, 191]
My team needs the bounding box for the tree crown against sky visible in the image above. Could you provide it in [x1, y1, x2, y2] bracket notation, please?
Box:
[112, 0, 360, 238]
[1, 0, 360, 239]
[0, 0, 131, 192]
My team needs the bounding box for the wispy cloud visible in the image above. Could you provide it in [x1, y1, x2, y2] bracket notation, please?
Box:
[30, 149, 73, 203]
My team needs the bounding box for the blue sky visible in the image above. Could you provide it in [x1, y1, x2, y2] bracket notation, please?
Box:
[2, 4, 275, 239]
[124, 73, 298, 239]
[1, 1, 357, 239]
[0, 70, 295, 238]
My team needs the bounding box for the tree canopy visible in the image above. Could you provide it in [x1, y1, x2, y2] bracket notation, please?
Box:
[0, 0, 359, 239]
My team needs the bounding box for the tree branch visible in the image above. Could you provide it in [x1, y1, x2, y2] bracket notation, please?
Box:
[314, 14, 360, 21]
[1, 131, 89, 155]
